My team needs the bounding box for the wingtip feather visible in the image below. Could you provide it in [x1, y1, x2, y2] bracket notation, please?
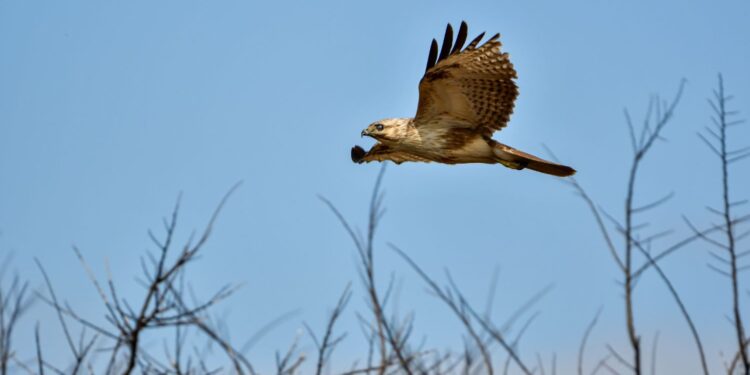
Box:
[451, 21, 468, 55]
[467, 31, 485, 49]
[438, 23, 454, 62]
[426, 39, 438, 72]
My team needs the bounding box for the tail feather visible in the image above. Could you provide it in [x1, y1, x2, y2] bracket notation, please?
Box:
[493, 142, 576, 177]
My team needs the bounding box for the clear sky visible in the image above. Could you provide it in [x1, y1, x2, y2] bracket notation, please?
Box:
[1, 0, 749, 373]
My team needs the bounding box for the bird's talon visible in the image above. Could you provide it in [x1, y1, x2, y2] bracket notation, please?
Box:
[351, 146, 366, 163]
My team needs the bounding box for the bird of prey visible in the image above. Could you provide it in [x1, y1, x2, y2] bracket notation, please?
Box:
[351, 21, 575, 177]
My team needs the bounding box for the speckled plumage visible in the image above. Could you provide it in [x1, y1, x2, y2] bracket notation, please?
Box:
[352, 21, 575, 177]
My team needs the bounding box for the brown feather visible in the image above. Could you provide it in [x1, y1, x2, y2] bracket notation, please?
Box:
[415, 29, 518, 138]
[493, 142, 576, 177]
[355, 143, 433, 164]
[353, 23, 575, 176]
[466, 32, 485, 49]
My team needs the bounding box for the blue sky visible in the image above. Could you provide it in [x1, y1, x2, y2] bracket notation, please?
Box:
[1, 0, 749, 373]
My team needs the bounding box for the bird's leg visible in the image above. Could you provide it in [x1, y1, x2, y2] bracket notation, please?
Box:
[498, 159, 528, 170]
[351, 143, 391, 164]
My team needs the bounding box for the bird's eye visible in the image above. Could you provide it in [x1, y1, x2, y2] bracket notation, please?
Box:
[375, 124, 384, 131]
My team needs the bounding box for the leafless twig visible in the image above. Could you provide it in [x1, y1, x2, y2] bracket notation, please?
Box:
[697, 74, 749, 375]
[305, 283, 353, 375]
[321, 165, 413, 374]
[393, 245, 533, 375]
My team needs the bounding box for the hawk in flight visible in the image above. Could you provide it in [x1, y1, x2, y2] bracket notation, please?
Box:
[352, 21, 575, 177]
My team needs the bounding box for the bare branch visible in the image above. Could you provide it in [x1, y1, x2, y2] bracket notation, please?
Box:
[578, 307, 603, 375]
[308, 283, 353, 375]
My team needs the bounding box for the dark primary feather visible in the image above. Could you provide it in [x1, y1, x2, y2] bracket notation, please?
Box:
[427, 21, 477, 72]
[450, 21, 468, 55]
[354, 22, 575, 175]
[438, 24, 453, 62]
[425, 39, 438, 72]
[415, 22, 519, 137]
[466, 31, 485, 49]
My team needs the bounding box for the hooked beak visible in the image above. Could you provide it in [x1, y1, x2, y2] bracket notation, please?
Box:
[361, 129, 369, 137]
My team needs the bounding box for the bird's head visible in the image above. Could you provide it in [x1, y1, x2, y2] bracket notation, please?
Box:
[361, 118, 412, 144]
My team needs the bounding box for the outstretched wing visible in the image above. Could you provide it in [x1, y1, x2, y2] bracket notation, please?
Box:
[351, 145, 431, 165]
[414, 22, 518, 138]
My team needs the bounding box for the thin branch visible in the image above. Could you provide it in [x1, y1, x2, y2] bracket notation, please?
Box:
[309, 283, 353, 375]
[578, 307, 603, 375]
[392, 246, 532, 375]
[704, 73, 748, 374]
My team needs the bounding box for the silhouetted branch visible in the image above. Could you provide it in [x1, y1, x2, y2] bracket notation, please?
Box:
[631, 214, 750, 279]
[608, 218, 709, 375]
[502, 312, 540, 375]
[240, 309, 301, 356]
[605, 344, 634, 371]
[0, 262, 32, 375]
[393, 246, 533, 375]
[305, 283, 352, 375]
[697, 74, 749, 375]
[564, 80, 686, 375]
[35, 259, 98, 374]
[391, 245, 495, 375]
[579, 307, 603, 375]
[321, 165, 413, 375]
[622, 80, 686, 375]
[34, 324, 43, 375]
[275, 331, 305, 375]
[649, 332, 659, 375]
[31, 184, 249, 374]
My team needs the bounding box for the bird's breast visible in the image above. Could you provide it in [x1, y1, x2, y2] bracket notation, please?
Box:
[398, 128, 496, 163]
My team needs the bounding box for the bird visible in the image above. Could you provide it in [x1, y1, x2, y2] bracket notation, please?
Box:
[351, 21, 575, 177]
